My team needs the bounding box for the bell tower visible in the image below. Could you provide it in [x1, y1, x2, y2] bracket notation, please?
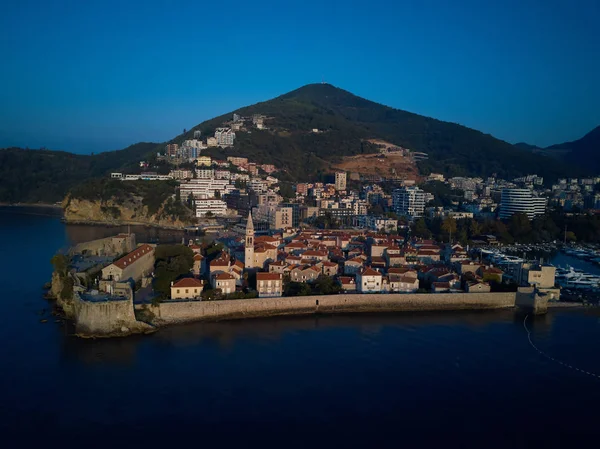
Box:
[245, 212, 255, 269]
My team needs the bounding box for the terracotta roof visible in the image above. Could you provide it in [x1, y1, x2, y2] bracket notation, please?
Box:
[388, 267, 411, 274]
[359, 267, 382, 277]
[339, 276, 355, 285]
[345, 257, 364, 265]
[193, 254, 204, 261]
[215, 272, 235, 280]
[399, 276, 419, 284]
[303, 249, 328, 257]
[172, 278, 204, 288]
[432, 281, 451, 288]
[112, 244, 154, 269]
[321, 261, 338, 267]
[189, 244, 201, 250]
[257, 272, 282, 281]
[255, 236, 279, 243]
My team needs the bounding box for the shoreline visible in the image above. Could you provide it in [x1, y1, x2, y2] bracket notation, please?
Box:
[0, 202, 63, 209]
[63, 218, 193, 231]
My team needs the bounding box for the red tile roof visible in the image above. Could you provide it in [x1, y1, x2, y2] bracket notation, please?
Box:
[172, 278, 204, 288]
[112, 244, 154, 269]
[257, 272, 282, 281]
[215, 272, 235, 280]
[359, 267, 382, 277]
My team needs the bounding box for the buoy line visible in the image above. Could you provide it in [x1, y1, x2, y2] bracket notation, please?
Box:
[523, 314, 599, 379]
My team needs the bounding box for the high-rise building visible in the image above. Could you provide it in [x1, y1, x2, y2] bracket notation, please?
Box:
[193, 130, 202, 139]
[499, 188, 547, 220]
[392, 187, 425, 219]
[165, 143, 179, 157]
[335, 171, 347, 191]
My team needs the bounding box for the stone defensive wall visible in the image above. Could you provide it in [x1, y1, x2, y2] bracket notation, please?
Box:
[73, 293, 153, 337]
[150, 292, 518, 325]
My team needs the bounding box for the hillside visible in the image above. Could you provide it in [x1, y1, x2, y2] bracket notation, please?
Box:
[546, 125, 600, 173]
[63, 178, 196, 227]
[172, 83, 582, 182]
[0, 142, 158, 203]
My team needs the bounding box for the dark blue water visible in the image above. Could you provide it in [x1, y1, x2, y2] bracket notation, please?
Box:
[2, 209, 600, 448]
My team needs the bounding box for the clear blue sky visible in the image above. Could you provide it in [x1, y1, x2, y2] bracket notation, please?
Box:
[1, 0, 598, 153]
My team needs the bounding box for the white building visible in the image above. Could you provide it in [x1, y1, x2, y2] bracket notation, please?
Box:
[196, 168, 215, 179]
[180, 179, 234, 200]
[215, 128, 235, 147]
[499, 188, 547, 220]
[356, 267, 383, 293]
[354, 215, 398, 232]
[392, 187, 425, 219]
[196, 199, 228, 217]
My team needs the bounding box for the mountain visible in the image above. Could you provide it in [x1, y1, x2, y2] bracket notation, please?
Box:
[0, 84, 588, 206]
[546, 126, 600, 173]
[0, 142, 158, 204]
[171, 83, 582, 182]
[514, 142, 540, 151]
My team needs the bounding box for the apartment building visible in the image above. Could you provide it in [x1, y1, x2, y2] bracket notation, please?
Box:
[392, 186, 426, 219]
[196, 199, 228, 217]
[215, 128, 235, 146]
[335, 171, 347, 191]
[499, 189, 547, 219]
[180, 179, 234, 200]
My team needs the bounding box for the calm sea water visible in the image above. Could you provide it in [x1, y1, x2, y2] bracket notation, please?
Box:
[1, 208, 600, 448]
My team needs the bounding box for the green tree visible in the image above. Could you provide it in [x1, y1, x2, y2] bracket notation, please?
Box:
[441, 217, 457, 242]
[509, 212, 532, 242]
[314, 275, 341, 295]
[50, 254, 69, 277]
[565, 231, 577, 242]
[413, 217, 431, 238]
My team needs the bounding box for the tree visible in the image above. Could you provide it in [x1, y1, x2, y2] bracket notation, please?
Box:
[565, 231, 577, 242]
[509, 212, 532, 242]
[50, 254, 69, 277]
[214, 190, 221, 199]
[413, 217, 431, 238]
[153, 245, 195, 299]
[314, 275, 341, 295]
[441, 217, 457, 242]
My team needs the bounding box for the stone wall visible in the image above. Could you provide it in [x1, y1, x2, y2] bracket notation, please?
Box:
[151, 292, 517, 324]
[73, 293, 154, 337]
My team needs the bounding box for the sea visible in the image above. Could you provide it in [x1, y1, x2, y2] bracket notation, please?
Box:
[1, 206, 600, 448]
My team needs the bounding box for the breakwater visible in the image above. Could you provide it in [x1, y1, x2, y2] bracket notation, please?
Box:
[147, 292, 518, 325]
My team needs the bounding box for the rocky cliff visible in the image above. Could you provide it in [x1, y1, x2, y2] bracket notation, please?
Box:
[62, 196, 195, 228]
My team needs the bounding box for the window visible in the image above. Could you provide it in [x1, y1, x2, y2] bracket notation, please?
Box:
[177, 289, 180, 294]
[186, 289, 189, 294]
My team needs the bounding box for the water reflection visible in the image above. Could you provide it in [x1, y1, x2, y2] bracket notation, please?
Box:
[61, 310, 528, 367]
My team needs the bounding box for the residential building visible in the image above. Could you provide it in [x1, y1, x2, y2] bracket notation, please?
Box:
[165, 143, 179, 157]
[212, 272, 236, 294]
[171, 278, 204, 299]
[207, 137, 218, 147]
[196, 168, 215, 179]
[335, 171, 347, 191]
[256, 272, 283, 297]
[227, 156, 248, 166]
[339, 276, 357, 292]
[499, 189, 547, 219]
[169, 169, 193, 180]
[290, 265, 321, 283]
[392, 187, 426, 219]
[196, 199, 227, 217]
[215, 128, 235, 146]
[196, 156, 212, 166]
[356, 267, 383, 293]
[179, 179, 234, 200]
[252, 204, 293, 229]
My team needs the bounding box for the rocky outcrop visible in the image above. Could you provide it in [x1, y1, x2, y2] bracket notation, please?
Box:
[62, 196, 194, 228]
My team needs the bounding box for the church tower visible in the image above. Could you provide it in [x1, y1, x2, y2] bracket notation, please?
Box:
[244, 212, 255, 269]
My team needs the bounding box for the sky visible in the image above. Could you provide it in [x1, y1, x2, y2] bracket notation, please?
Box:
[1, 0, 599, 153]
